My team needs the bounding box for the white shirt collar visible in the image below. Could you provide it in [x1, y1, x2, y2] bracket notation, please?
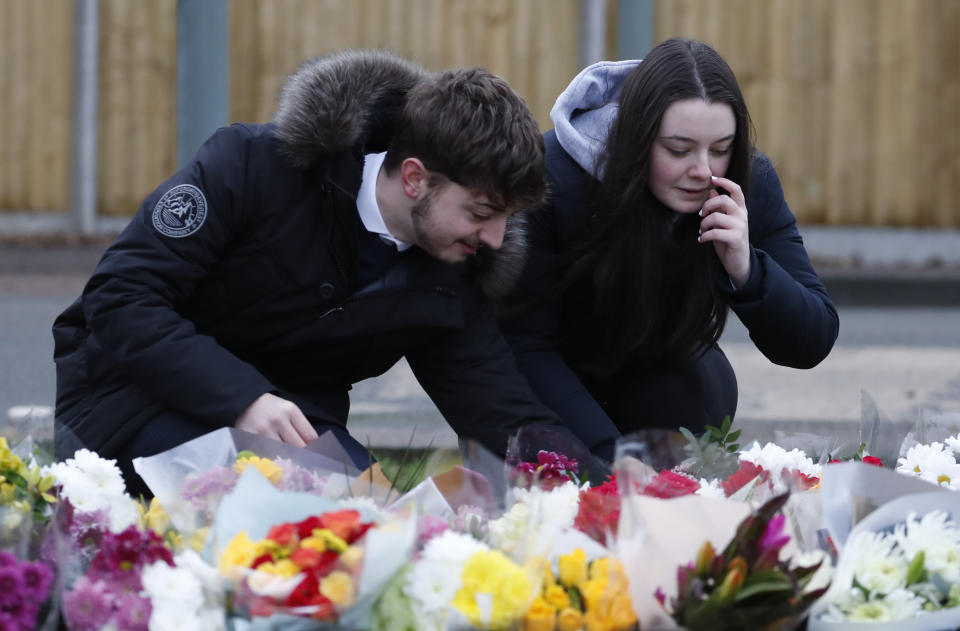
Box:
[357, 152, 411, 251]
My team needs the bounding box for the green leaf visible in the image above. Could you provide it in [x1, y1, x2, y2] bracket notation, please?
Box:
[720, 415, 732, 435]
[906, 551, 927, 585]
[727, 430, 741, 442]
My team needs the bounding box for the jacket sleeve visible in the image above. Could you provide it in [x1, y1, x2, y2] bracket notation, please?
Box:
[405, 290, 588, 459]
[81, 125, 276, 424]
[495, 139, 622, 460]
[727, 152, 840, 368]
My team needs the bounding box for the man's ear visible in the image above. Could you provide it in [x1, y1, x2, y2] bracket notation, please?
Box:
[399, 158, 427, 199]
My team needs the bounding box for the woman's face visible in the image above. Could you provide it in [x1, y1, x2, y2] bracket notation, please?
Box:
[648, 98, 736, 214]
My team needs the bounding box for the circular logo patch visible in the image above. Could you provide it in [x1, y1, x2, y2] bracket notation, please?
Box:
[151, 184, 207, 238]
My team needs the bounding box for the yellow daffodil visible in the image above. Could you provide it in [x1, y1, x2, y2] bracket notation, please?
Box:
[558, 549, 587, 588]
[522, 596, 556, 631]
[545, 584, 570, 611]
[556, 607, 584, 631]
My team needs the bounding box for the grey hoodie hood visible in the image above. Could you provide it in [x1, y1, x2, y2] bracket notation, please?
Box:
[550, 58, 641, 178]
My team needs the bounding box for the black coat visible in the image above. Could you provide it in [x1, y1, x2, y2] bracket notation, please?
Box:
[498, 130, 840, 451]
[53, 52, 561, 458]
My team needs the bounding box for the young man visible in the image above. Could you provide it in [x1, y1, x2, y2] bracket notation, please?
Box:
[52, 50, 569, 492]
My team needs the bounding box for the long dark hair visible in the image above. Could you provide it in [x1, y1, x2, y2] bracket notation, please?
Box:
[558, 38, 755, 380]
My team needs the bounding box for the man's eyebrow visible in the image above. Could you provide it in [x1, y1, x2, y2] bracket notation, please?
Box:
[474, 200, 505, 212]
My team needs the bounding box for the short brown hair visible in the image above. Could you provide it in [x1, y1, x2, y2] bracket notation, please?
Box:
[383, 68, 546, 212]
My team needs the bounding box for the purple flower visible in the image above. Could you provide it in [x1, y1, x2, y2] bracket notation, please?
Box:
[0, 552, 15, 567]
[416, 514, 450, 549]
[0, 612, 19, 631]
[19, 562, 52, 606]
[275, 458, 327, 493]
[64, 576, 115, 631]
[755, 513, 791, 570]
[0, 567, 23, 605]
[181, 466, 239, 517]
[111, 591, 151, 631]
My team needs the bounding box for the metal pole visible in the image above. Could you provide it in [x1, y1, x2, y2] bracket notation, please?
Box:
[176, 0, 229, 169]
[618, 0, 655, 60]
[580, 0, 607, 69]
[70, 0, 99, 236]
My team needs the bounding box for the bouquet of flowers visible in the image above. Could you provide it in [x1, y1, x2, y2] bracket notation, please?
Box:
[0, 549, 54, 631]
[658, 494, 829, 631]
[522, 548, 637, 631]
[210, 465, 415, 629]
[0, 436, 57, 557]
[133, 428, 359, 538]
[372, 530, 537, 631]
[809, 491, 960, 630]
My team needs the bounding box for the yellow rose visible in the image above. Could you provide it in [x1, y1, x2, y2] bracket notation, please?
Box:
[340, 545, 364, 569]
[233, 455, 283, 484]
[308, 528, 348, 553]
[522, 597, 556, 631]
[257, 558, 301, 579]
[254, 538, 282, 559]
[219, 531, 257, 574]
[545, 584, 570, 611]
[320, 570, 356, 607]
[609, 593, 638, 629]
[556, 607, 584, 631]
[558, 549, 587, 588]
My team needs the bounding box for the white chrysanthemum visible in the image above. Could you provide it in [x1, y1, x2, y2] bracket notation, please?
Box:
[696, 478, 725, 498]
[842, 530, 908, 595]
[148, 606, 204, 631]
[143, 561, 205, 611]
[896, 442, 957, 479]
[488, 482, 581, 558]
[405, 531, 487, 622]
[108, 495, 139, 533]
[487, 501, 529, 558]
[945, 434, 960, 455]
[823, 586, 925, 623]
[739, 442, 822, 489]
[894, 510, 960, 582]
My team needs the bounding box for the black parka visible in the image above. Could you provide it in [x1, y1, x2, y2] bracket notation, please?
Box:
[53, 51, 561, 457]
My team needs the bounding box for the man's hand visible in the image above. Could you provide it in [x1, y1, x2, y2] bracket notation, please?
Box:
[235, 393, 318, 446]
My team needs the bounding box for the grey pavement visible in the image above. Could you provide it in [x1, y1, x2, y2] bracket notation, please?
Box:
[3, 226, 960, 458]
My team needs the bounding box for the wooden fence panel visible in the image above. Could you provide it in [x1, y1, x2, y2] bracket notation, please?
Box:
[2, 0, 957, 226]
[655, 0, 960, 227]
[0, 0, 73, 213]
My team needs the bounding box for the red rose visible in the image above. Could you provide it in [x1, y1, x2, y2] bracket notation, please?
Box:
[862, 455, 884, 467]
[266, 522, 299, 547]
[642, 470, 700, 498]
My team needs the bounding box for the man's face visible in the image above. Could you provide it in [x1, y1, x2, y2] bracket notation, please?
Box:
[411, 181, 509, 264]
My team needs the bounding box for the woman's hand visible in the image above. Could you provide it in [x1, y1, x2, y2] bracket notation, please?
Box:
[698, 175, 751, 288]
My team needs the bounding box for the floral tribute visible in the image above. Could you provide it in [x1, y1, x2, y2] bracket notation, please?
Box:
[62, 525, 173, 631]
[896, 434, 960, 490]
[219, 509, 374, 621]
[522, 548, 637, 631]
[181, 450, 328, 522]
[818, 509, 960, 624]
[658, 494, 828, 631]
[372, 530, 534, 631]
[574, 474, 621, 544]
[0, 550, 54, 631]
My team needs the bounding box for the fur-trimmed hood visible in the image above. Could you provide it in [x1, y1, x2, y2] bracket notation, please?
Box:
[272, 49, 530, 299]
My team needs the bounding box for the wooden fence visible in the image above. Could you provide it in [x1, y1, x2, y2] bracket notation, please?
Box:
[1, 0, 958, 227]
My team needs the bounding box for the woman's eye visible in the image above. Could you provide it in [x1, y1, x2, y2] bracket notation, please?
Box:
[667, 148, 688, 157]
[711, 147, 732, 157]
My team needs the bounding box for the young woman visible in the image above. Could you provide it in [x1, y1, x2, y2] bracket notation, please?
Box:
[499, 38, 839, 461]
